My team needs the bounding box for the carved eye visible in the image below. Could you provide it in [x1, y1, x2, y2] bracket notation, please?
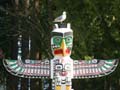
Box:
[65, 64, 71, 70]
[53, 36, 62, 45]
[73, 60, 79, 64]
[55, 37, 61, 42]
[65, 36, 73, 45]
[91, 59, 98, 63]
[55, 64, 63, 70]
[66, 38, 70, 42]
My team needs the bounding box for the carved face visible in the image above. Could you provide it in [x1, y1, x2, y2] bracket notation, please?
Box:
[53, 58, 73, 78]
[55, 63, 71, 76]
[51, 28, 73, 57]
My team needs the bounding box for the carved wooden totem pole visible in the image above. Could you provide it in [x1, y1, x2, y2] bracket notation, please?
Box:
[3, 12, 118, 90]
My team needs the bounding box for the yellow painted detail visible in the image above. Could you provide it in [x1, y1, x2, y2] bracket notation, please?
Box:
[61, 39, 67, 56]
[56, 85, 61, 90]
[66, 85, 71, 90]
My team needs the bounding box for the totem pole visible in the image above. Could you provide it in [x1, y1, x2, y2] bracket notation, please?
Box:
[3, 12, 118, 90]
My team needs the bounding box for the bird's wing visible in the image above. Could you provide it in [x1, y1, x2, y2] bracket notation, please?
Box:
[73, 59, 118, 79]
[3, 59, 50, 78]
[54, 15, 63, 22]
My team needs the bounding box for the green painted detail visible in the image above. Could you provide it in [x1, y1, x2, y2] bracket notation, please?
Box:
[9, 63, 18, 67]
[105, 63, 113, 66]
[15, 67, 24, 73]
[6, 60, 17, 64]
[10, 64, 18, 69]
[104, 64, 111, 68]
[105, 60, 113, 63]
[103, 65, 109, 69]
[19, 68, 25, 73]
[6, 59, 16, 62]
[15, 67, 22, 72]
[53, 36, 62, 46]
[53, 36, 73, 46]
[64, 36, 73, 46]
[107, 59, 113, 62]
[101, 66, 107, 71]
[7, 62, 17, 65]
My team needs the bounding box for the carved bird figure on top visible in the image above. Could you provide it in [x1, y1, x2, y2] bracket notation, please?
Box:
[53, 11, 66, 23]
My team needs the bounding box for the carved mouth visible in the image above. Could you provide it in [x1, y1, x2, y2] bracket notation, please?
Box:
[54, 49, 70, 55]
[54, 49, 63, 54]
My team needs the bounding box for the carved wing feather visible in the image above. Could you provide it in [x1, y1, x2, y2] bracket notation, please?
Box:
[73, 59, 118, 79]
[3, 59, 50, 78]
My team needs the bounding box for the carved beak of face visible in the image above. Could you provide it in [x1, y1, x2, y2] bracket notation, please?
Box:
[61, 39, 70, 56]
[54, 39, 71, 57]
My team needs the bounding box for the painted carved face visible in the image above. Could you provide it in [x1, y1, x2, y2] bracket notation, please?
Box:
[55, 63, 71, 77]
[51, 28, 73, 57]
[53, 58, 73, 78]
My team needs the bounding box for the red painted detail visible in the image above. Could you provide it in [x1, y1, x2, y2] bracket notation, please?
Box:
[54, 49, 71, 55]
[54, 49, 63, 54]
[60, 71, 68, 76]
[66, 49, 70, 54]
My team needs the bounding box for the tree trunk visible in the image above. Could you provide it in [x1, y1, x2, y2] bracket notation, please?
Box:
[34, 0, 40, 13]
[25, 0, 30, 15]
[15, 0, 19, 10]
[104, 78, 107, 90]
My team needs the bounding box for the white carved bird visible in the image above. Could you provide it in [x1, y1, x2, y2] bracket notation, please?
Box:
[53, 11, 66, 23]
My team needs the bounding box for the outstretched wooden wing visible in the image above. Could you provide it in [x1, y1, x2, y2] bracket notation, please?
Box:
[3, 59, 50, 78]
[73, 59, 118, 79]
